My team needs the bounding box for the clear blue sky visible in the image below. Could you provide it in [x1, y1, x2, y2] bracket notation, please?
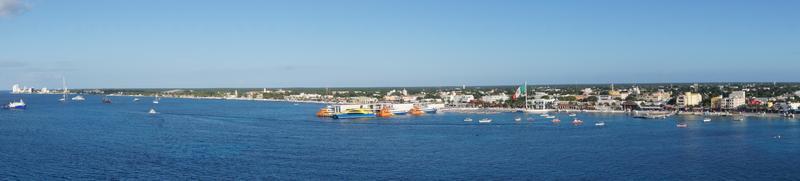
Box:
[1, 0, 798, 89]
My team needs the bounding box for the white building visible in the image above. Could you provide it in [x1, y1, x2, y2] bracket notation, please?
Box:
[480, 93, 509, 103]
[527, 98, 556, 110]
[723, 91, 746, 109]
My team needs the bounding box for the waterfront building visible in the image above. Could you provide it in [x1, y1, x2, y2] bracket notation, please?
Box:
[480, 93, 509, 103]
[676, 92, 702, 107]
[710, 95, 724, 110]
[723, 91, 746, 110]
[527, 98, 556, 110]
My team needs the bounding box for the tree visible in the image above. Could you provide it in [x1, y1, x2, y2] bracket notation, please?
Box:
[584, 96, 598, 102]
[559, 96, 577, 101]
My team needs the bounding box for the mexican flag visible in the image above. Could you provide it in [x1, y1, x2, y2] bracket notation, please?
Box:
[512, 85, 526, 100]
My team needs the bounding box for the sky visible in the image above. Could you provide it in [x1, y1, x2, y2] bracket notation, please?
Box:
[0, 0, 798, 89]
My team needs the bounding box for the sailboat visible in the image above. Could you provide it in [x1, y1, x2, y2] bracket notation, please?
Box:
[59, 77, 68, 102]
[148, 107, 158, 115]
[153, 94, 160, 104]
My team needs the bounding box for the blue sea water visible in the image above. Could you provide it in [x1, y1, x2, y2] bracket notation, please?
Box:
[1, 92, 800, 180]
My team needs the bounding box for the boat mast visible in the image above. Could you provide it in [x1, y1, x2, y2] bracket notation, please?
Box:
[62, 77, 68, 99]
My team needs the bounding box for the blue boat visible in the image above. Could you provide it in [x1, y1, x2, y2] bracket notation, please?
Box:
[332, 109, 376, 119]
[5, 99, 26, 109]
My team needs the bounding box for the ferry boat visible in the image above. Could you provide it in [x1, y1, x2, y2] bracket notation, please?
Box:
[71, 95, 85, 101]
[677, 123, 688, 128]
[332, 109, 376, 119]
[478, 118, 492, 123]
[5, 99, 26, 109]
[316, 108, 333, 117]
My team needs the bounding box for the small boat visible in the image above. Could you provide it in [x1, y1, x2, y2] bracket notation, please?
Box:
[734, 117, 745, 121]
[527, 117, 534, 121]
[464, 118, 473, 122]
[332, 109, 376, 119]
[677, 123, 688, 128]
[409, 106, 425, 116]
[572, 119, 583, 126]
[71, 95, 85, 101]
[514, 117, 522, 121]
[316, 108, 333, 117]
[551, 119, 561, 124]
[540, 113, 549, 117]
[148, 108, 157, 115]
[703, 118, 711, 122]
[153, 94, 160, 104]
[5, 100, 26, 109]
[545, 116, 556, 119]
[102, 97, 112, 104]
[478, 118, 492, 123]
[569, 113, 577, 117]
[595, 121, 605, 126]
[422, 107, 438, 114]
[133, 98, 140, 102]
[376, 107, 394, 117]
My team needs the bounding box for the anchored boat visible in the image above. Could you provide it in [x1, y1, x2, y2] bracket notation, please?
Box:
[332, 109, 376, 119]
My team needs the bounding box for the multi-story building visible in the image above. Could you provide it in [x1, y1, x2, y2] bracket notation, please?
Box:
[676, 92, 702, 107]
[723, 91, 746, 110]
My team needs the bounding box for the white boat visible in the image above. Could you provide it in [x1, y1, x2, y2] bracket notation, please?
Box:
[595, 121, 605, 126]
[677, 123, 688, 128]
[569, 113, 577, 117]
[464, 118, 473, 122]
[478, 118, 492, 123]
[703, 118, 711, 122]
[514, 117, 522, 121]
[71, 95, 85, 101]
[148, 108, 157, 114]
[540, 113, 549, 117]
[572, 119, 583, 126]
[59, 77, 68, 102]
[551, 119, 561, 124]
[545, 116, 556, 119]
[133, 98, 140, 102]
[153, 94, 160, 104]
[6, 100, 26, 109]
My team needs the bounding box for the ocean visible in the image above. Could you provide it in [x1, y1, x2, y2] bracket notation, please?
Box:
[1, 92, 799, 180]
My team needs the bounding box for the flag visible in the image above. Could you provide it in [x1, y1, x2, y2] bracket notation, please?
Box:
[512, 85, 526, 100]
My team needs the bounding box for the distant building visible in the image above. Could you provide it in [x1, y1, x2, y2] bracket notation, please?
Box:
[527, 98, 556, 110]
[723, 91, 746, 110]
[676, 92, 702, 107]
[710, 95, 724, 110]
[480, 93, 509, 103]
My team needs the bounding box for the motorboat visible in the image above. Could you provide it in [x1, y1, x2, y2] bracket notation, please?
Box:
[316, 108, 333, 117]
[464, 118, 473, 122]
[677, 123, 688, 128]
[5, 100, 26, 109]
[376, 107, 394, 117]
[572, 119, 583, 126]
[478, 118, 492, 123]
[595, 121, 605, 126]
[71, 95, 85, 101]
[703, 118, 711, 122]
[569, 113, 577, 117]
[545, 116, 556, 119]
[551, 119, 561, 124]
[514, 117, 522, 121]
[133, 98, 140, 102]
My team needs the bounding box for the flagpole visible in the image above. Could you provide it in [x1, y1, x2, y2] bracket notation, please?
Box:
[524, 81, 528, 110]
